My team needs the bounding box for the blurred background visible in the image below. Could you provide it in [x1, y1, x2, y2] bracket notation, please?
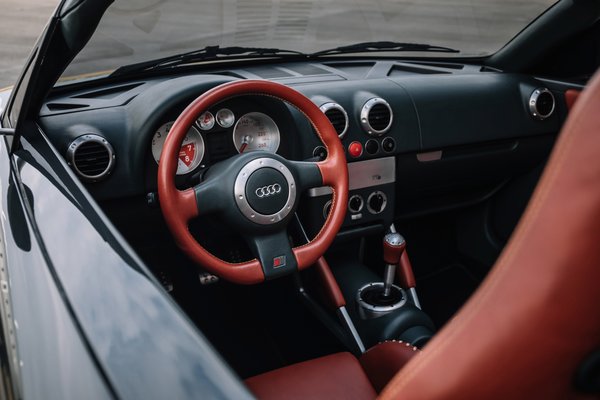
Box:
[1, 0, 555, 89]
[1, 0, 59, 88]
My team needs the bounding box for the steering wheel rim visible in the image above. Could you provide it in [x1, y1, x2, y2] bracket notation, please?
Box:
[158, 80, 348, 284]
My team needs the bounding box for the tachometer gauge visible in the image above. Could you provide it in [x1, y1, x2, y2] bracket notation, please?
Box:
[216, 108, 235, 128]
[197, 111, 215, 130]
[151, 122, 205, 175]
[232, 112, 280, 153]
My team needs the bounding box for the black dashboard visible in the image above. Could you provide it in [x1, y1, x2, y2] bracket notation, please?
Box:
[38, 59, 574, 239]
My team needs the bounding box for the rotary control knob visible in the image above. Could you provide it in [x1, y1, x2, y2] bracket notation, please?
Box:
[367, 191, 387, 214]
[313, 146, 327, 160]
[382, 137, 396, 152]
[348, 194, 364, 213]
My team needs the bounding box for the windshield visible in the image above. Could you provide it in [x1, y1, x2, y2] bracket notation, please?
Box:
[60, 0, 557, 82]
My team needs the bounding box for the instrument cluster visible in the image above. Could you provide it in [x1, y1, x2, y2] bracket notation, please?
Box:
[151, 106, 282, 176]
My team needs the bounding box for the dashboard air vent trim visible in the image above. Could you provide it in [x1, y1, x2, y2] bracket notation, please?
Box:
[67, 134, 115, 182]
[319, 102, 349, 139]
[360, 98, 393, 136]
[528, 88, 555, 120]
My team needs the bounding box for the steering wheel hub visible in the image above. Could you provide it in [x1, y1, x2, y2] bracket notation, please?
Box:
[234, 157, 296, 225]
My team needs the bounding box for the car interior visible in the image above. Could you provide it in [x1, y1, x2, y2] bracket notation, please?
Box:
[21, 0, 600, 397]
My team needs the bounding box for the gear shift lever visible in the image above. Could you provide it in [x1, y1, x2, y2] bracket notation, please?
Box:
[382, 233, 406, 297]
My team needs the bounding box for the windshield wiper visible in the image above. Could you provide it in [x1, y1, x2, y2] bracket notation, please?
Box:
[111, 42, 459, 77]
[111, 45, 307, 76]
[310, 41, 459, 57]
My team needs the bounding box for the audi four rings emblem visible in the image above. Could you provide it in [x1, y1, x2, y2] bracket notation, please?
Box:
[255, 184, 282, 198]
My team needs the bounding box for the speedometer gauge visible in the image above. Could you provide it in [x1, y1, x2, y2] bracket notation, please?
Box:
[232, 112, 280, 153]
[151, 122, 205, 175]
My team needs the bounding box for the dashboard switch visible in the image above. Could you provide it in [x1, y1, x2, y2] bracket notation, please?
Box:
[365, 139, 379, 155]
[348, 141, 363, 158]
[313, 146, 327, 161]
[382, 137, 396, 152]
[348, 194, 364, 213]
[367, 191, 387, 214]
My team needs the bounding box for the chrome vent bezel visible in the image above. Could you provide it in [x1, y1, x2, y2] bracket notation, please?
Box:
[319, 102, 349, 139]
[67, 134, 115, 182]
[529, 88, 555, 120]
[360, 97, 393, 136]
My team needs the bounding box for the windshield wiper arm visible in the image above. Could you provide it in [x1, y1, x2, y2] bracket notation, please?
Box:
[310, 41, 459, 57]
[112, 45, 307, 76]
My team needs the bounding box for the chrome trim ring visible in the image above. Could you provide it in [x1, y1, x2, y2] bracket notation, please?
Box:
[360, 97, 393, 136]
[529, 88, 555, 120]
[356, 282, 407, 316]
[319, 102, 349, 139]
[234, 157, 296, 225]
[348, 194, 364, 213]
[367, 190, 387, 214]
[67, 134, 115, 182]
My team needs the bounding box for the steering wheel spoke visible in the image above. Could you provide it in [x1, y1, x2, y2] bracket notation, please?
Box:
[171, 188, 200, 221]
[289, 160, 325, 192]
[246, 231, 297, 280]
[315, 159, 340, 186]
[192, 179, 222, 217]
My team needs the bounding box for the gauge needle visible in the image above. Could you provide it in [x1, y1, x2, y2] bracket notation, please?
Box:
[239, 136, 250, 153]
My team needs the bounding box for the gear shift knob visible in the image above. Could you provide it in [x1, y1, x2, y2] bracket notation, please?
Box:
[383, 233, 406, 265]
[382, 233, 406, 297]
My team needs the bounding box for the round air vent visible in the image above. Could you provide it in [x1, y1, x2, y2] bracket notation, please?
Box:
[67, 134, 115, 182]
[319, 102, 349, 138]
[360, 98, 393, 136]
[529, 88, 555, 120]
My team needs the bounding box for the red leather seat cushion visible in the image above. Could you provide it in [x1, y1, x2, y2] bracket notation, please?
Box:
[245, 342, 419, 399]
[246, 352, 377, 400]
[360, 340, 420, 392]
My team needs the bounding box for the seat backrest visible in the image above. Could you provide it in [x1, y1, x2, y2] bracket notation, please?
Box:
[380, 71, 600, 399]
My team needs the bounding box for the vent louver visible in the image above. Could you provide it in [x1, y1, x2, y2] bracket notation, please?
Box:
[320, 103, 349, 139]
[360, 98, 393, 136]
[67, 134, 115, 182]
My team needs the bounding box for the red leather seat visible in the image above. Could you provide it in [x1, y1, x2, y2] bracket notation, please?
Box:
[246, 340, 419, 399]
[247, 71, 600, 399]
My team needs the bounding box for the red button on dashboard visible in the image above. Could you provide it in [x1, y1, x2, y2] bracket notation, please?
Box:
[348, 141, 363, 158]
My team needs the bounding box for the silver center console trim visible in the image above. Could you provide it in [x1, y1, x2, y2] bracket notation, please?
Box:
[337, 306, 366, 354]
[409, 287, 422, 310]
[307, 156, 395, 197]
[356, 283, 407, 320]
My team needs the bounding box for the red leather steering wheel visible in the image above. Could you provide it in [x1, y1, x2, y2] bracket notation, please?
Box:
[158, 80, 348, 284]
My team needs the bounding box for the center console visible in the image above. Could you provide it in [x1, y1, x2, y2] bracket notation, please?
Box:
[332, 244, 433, 349]
[300, 156, 396, 239]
